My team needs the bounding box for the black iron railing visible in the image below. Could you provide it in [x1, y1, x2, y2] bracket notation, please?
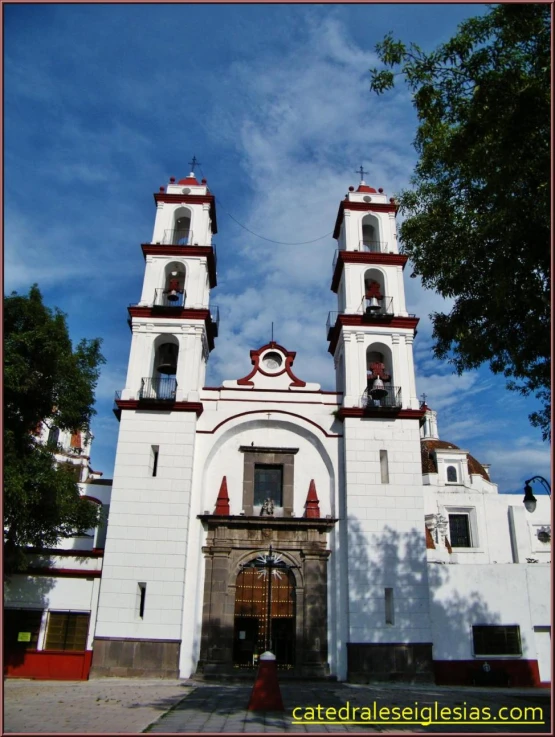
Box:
[113, 390, 122, 413]
[362, 385, 402, 409]
[161, 228, 192, 245]
[363, 296, 394, 317]
[210, 306, 220, 337]
[139, 377, 178, 401]
[360, 240, 389, 253]
[153, 288, 186, 308]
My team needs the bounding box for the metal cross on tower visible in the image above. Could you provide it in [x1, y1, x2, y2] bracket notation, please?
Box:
[355, 164, 368, 181]
[188, 155, 201, 173]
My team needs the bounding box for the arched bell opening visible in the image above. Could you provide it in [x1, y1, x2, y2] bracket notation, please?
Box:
[160, 261, 186, 308]
[172, 207, 192, 245]
[366, 343, 399, 407]
[361, 214, 381, 252]
[141, 335, 179, 401]
[363, 268, 388, 315]
[233, 556, 296, 669]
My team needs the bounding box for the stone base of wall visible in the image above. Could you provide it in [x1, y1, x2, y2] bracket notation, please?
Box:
[347, 643, 434, 684]
[89, 638, 180, 678]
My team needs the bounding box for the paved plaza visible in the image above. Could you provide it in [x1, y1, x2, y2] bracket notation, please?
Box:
[3, 678, 551, 734]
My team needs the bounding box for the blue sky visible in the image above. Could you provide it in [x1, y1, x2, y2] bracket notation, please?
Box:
[4, 3, 550, 495]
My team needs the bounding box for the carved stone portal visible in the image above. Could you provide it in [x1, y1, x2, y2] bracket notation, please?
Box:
[197, 514, 336, 678]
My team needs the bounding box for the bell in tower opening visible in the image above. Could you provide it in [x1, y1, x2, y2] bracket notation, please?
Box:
[156, 342, 179, 375]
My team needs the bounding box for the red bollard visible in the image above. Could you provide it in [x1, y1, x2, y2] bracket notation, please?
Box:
[248, 651, 284, 711]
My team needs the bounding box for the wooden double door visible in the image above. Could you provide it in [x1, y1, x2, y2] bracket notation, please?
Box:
[232, 565, 296, 668]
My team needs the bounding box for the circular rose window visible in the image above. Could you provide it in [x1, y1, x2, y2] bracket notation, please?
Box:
[262, 351, 283, 371]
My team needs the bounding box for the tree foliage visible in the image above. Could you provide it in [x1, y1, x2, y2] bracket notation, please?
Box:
[4, 285, 106, 573]
[370, 4, 550, 439]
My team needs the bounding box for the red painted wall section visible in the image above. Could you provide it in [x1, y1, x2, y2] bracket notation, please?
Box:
[4, 650, 93, 680]
[434, 659, 547, 688]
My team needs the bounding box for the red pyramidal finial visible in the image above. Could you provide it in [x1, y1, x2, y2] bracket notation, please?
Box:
[304, 479, 320, 519]
[214, 476, 230, 516]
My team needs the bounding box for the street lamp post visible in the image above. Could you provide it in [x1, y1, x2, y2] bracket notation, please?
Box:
[523, 476, 551, 513]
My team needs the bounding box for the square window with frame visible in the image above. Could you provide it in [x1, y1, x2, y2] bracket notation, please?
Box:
[254, 464, 283, 507]
[472, 625, 522, 657]
[44, 611, 90, 651]
[449, 513, 472, 547]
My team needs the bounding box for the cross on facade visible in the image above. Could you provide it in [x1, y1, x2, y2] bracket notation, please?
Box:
[188, 155, 201, 173]
[355, 164, 368, 181]
[421, 393, 428, 404]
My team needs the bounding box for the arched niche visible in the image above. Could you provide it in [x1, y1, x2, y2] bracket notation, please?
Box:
[162, 261, 186, 307]
[142, 334, 180, 401]
[361, 213, 381, 252]
[172, 206, 192, 245]
[363, 268, 388, 314]
[366, 342, 394, 385]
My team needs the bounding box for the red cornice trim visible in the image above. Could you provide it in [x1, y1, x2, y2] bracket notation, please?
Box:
[127, 307, 217, 350]
[25, 548, 104, 558]
[202, 386, 342, 395]
[338, 407, 426, 421]
[195, 409, 342, 437]
[115, 399, 204, 416]
[81, 495, 102, 505]
[141, 244, 217, 288]
[153, 193, 218, 233]
[328, 314, 419, 355]
[333, 200, 398, 239]
[202, 397, 340, 406]
[331, 251, 409, 293]
[237, 342, 306, 387]
[26, 568, 102, 578]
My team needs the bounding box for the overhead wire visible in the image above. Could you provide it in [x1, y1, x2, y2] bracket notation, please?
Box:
[196, 163, 334, 246]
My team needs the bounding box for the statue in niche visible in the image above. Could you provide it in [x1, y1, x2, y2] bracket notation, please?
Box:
[260, 498, 275, 516]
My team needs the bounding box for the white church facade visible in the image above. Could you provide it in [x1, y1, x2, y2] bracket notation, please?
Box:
[4, 172, 551, 686]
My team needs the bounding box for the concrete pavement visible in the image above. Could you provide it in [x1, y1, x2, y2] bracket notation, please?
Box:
[3, 678, 551, 734]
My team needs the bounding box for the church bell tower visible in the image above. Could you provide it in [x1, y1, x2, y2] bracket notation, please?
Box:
[329, 174, 434, 682]
[91, 168, 219, 678]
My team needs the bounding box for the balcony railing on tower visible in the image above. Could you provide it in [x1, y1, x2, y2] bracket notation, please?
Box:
[210, 306, 220, 337]
[139, 377, 178, 401]
[153, 288, 186, 309]
[363, 296, 394, 317]
[161, 229, 193, 246]
[359, 240, 388, 253]
[362, 384, 402, 410]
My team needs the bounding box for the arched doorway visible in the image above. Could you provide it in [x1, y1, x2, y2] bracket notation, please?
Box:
[233, 555, 296, 669]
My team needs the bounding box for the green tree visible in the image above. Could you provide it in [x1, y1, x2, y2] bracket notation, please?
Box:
[370, 4, 550, 439]
[4, 285, 106, 573]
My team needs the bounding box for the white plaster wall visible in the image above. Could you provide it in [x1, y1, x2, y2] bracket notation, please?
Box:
[123, 319, 208, 401]
[340, 328, 418, 409]
[342, 417, 432, 650]
[428, 563, 551, 665]
[139, 255, 210, 309]
[4, 574, 99, 649]
[425, 487, 551, 564]
[94, 409, 197, 641]
[151, 198, 213, 247]
[179, 397, 343, 678]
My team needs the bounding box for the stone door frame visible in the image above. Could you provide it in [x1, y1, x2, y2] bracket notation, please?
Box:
[197, 514, 336, 678]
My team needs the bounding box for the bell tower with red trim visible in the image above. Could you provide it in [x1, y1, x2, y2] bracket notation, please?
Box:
[92, 169, 219, 678]
[328, 179, 419, 412]
[329, 176, 433, 679]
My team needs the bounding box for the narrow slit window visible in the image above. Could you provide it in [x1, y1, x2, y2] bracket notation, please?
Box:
[151, 446, 159, 477]
[385, 588, 394, 624]
[138, 583, 146, 619]
[380, 450, 389, 484]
